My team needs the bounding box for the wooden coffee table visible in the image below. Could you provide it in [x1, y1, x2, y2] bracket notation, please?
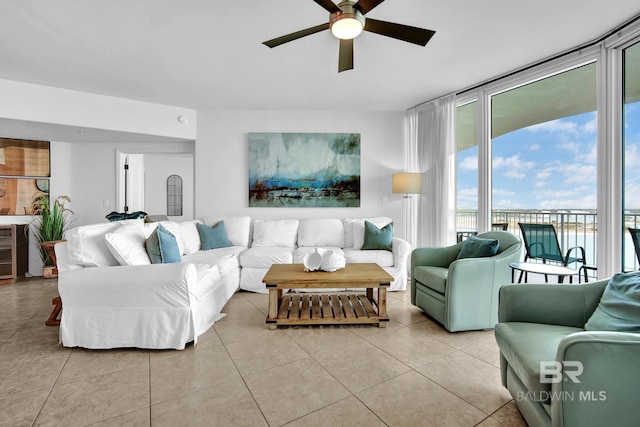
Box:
[263, 263, 392, 329]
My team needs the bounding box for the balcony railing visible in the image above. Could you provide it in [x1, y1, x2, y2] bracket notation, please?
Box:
[457, 209, 640, 273]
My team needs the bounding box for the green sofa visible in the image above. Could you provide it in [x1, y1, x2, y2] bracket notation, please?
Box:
[410, 231, 522, 332]
[495, 280, 640, 427]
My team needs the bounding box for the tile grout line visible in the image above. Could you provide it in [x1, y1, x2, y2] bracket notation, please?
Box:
[30, 345, 72, 427]
[148, 350, 152, 426]
[213, 322, 271, 426]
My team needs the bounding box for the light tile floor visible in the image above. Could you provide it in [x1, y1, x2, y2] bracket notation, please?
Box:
[0, 277, 527, 426]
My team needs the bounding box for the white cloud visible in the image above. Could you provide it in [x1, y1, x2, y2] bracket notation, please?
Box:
[625, 143, 640, 169]
[458, 155, 478, 170]
[535, 189, 579, 199]
[559, 141, 580, 154]
[536, 166, 555, 180]
[493, 198, 523, 209]
[625, 181, 640, 209]
[457, 187, 478, 208]
[528, 119, 579, 135]
[527, 114, 597, 138]
[582, 115, 597, 134]
[493, 155, 535, 179]
[562, 164, 597, 184]
[529, 144, 540, 151]
[493, 188, 515, 196]
[538, 192, 597, 209]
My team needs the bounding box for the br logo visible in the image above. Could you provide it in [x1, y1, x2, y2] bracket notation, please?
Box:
[540, 361, 584, 384]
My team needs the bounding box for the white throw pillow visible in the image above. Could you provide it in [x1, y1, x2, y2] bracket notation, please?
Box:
[204, 216, 251, 247]
[343, 218, 358, 248]
[104, 222, 150, 265]
[179, 220, 202, 255]
[66, 221, 139, 267]
[298, 218, 345, 247]
[251, 219, 299, 248]
[351, 217, 393, 250]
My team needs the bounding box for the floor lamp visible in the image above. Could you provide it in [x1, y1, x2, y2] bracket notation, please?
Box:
[392, 173, 422, 252]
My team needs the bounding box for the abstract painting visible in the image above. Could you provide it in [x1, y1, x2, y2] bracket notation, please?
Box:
[248, 133, 360, 207]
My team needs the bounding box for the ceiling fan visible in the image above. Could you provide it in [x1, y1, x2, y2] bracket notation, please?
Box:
[262, 0, 436, 73]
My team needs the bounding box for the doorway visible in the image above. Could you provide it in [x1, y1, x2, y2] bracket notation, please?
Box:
[116, 151, 194, 220]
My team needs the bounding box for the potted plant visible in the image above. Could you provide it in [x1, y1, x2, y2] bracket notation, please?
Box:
[30, 194, 73, 278]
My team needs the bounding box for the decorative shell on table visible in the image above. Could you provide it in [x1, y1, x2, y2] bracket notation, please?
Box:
[303, 248, 346, 272]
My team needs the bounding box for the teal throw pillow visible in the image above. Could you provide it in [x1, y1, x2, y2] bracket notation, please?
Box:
[197, 221, 232, 250]
[456, 236, 499, 259]
[362, 220, 393, 251]
[584, 271, 640, 332]
[145, 224, 181, 264]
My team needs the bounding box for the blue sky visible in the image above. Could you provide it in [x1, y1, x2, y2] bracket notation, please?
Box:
[457, 102, 640, 210]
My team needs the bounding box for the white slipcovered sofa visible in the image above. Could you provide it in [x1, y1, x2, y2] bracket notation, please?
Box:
[235, 217, 410, 293]
[55, 215, 410, 350]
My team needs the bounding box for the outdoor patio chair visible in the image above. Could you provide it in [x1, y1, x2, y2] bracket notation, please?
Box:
[492, 222, 509, 231]
[518, 222, 593, 282]
[628, 227, 640, 266]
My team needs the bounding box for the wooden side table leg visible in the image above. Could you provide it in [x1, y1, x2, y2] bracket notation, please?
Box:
[46, 296, 62, 326]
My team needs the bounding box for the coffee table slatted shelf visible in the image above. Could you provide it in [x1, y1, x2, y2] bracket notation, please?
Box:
[276, 293, 381, 325]
[263, 263, 392, 329]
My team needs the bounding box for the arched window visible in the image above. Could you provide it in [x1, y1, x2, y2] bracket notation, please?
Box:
[167, 175, 183, 216]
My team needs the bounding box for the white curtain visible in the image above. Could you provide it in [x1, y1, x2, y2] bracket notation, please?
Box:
[406, 94, 457, 249]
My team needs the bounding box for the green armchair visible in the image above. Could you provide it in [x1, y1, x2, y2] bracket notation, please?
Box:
[410, 231, 522, 332]
[495, 280, 640, 427]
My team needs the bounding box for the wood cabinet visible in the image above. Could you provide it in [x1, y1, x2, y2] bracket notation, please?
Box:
[0, 224, 28, 284]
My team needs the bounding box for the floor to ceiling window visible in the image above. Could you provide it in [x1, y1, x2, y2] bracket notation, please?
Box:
[452, 18, 640, 276]
[490, 63, 598, 267]
[456, 100, 478, 233]
[623, 41, 640, 270]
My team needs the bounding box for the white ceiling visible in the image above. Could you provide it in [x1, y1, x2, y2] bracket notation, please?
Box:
[1, 0, 639, 113]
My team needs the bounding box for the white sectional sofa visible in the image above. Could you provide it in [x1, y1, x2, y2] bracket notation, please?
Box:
[55, 215, 410, 350]
[234, 217, 410, 293]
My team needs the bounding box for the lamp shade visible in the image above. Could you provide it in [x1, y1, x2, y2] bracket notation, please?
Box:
[392, 172, 422, 195]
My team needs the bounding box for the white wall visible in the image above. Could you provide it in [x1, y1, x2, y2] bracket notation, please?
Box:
[145, 153, 194, 220]
[0, 79, 197, 140]
[195, 110, 409, 239]
[68, 142, 194, 226]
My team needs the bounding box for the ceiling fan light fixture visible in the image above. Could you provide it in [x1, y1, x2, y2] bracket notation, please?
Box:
[330, 2, 365, 40]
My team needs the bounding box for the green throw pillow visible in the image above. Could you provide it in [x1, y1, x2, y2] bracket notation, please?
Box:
[145, 224, 181, 264]
[362, 220, 393, 251]
[456, 236, 499, 259]
[584, 271, 640, 332]
[197, 221, 232, 250]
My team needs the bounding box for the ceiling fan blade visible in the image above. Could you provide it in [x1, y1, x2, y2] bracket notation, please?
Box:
[338, 39, 354, 72]
[263, 23, 330, 48]
[354, 0, 385, 15]
[364, 18, 435, 46]
[313, 0, 341, 14]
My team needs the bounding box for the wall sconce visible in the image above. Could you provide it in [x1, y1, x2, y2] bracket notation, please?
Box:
[392, 172, 422, 198]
